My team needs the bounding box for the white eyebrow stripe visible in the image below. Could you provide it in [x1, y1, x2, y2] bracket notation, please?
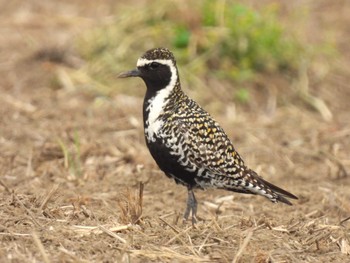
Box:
[136, 58, 174, 68]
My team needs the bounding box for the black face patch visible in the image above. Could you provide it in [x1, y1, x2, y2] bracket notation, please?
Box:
[138, 62, 172, 92]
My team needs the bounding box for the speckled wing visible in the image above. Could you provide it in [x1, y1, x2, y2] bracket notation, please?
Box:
[174, 106, 245, 180]
[161, 97, 246, 184]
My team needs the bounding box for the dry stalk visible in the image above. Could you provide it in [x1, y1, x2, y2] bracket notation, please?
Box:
[303, 231, 332, 247]
[129, 247, 207, 262]
[40, 184, 60, 210]
[164, 225, 192, 246]
[338, 238, 350, 255]
[118, 182, 144, 224]
[295, 59, 333, 121]
[98, 225, 127, 244]
[159, 214, 200, 256]
[340, 216, 350, 225]
[198, 232, 211, 253]
[232, 229, 254, 263]
[159, 217, 180, 234]
[32, 231, 50, 263]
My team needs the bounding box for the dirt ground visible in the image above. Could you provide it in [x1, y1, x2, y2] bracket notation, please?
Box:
[0, 0, 349, 262]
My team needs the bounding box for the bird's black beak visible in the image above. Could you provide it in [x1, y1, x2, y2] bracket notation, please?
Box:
[117, 68, 141, 78]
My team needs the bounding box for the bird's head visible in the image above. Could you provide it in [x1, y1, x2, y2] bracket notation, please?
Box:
[118, 48, 179, 92]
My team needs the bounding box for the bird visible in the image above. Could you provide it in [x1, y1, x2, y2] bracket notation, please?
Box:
[118, 47, 297, 224]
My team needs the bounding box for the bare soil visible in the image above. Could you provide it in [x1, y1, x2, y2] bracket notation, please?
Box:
[0, 1, 349, 262]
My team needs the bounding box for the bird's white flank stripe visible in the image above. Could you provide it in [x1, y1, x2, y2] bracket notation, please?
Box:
[137, 58, 178, 142]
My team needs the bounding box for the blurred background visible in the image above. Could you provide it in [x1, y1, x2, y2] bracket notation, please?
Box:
[0, 0, 349, 262]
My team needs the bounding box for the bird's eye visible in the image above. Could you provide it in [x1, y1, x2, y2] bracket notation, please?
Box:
[149, 62, 160, 69]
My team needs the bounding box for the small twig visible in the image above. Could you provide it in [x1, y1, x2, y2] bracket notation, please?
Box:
[340, 216, 350, 226]
[209, 216, 222, 232]
[40, 184, 60, 210]
[159, 217, 180, 234]
[139, 182, 144, 211]
[128, 246, 206, 262]
[271, 226, 290, 233]
[304, 231, 331, 246]
[109, 225, 132, 232]
[135, 182, 144, 224]
[295, 59, 332, 121]
[186, 232, 200, 257]
[26, 150, 34, 177]
[98, 225, 127, 244]
[56, 68, 76, 91]
[316, 224, 342, 231]
[232, 229, 253, 263]
[198, 232, 211, 253]
[0, 232, 31, 237]
[72, 224, 132, 233]
[159, 211, 176, 220]
[32, 231, 50, 263]
[0, 179, 11, 192]
[164, 226, 197, 256]
[338, 238, 350, 255]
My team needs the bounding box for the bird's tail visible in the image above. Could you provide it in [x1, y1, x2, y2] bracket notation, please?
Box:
[226, 169, 298, 205]
[256, 176, 298, 205]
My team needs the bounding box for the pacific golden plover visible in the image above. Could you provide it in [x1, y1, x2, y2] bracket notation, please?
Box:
[119, 47, 297, 224]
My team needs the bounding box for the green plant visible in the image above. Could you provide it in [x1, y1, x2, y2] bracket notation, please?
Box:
[72, 0, 306, 100]
[57, 131, 82, 179]
[235, 87, 250, 103]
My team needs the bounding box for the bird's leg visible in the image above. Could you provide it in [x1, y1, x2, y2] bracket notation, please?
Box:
[191, 191, 198, 225]
[183, 188, 198, 225]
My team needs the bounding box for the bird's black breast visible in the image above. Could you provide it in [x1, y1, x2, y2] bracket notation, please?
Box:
[146, 137, 197, 187]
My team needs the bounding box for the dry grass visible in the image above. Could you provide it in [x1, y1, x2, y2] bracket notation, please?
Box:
[117, 183, 144, 225]
[0, 0, 350, 262]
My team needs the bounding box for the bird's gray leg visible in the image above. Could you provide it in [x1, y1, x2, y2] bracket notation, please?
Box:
[183, 188, 197, 225]
[191, 190, 198, 224]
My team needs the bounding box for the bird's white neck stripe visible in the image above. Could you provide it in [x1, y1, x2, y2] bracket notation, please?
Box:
[138, 58, 178, 142]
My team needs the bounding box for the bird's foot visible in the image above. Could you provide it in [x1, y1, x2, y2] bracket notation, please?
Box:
[182, 213, 197, 225]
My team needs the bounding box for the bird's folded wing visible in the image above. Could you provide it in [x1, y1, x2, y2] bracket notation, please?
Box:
[171, 115, 245, 179]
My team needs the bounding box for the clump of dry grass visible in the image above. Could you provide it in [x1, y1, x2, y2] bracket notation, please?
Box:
[117, 182, 144, 225]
